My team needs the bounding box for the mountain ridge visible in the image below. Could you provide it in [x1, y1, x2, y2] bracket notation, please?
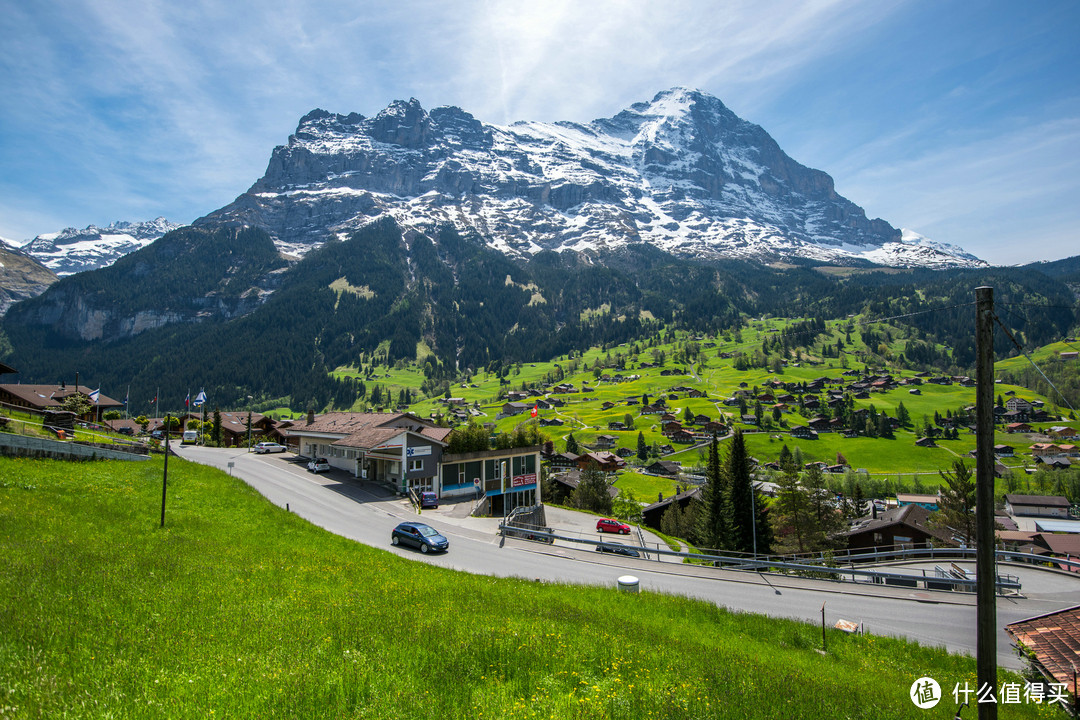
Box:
[22, 217, 182, 276]
[198, 88, 983, 268]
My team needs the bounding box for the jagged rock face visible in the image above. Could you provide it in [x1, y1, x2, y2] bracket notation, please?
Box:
[22, 218, 183, 276]
[199, 88, 983, 267]
[0, 243, 57, 315]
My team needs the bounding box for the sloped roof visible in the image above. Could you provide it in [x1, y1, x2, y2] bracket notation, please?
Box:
[643, 486, 702, 513]
[1006, 605, 1080, 695]
[1036, 533, 1080, 557]
[842, 504, 952, 544]
[1005, 494, 1071, 508]
[1, 383, 124, 409]
[282, 412, 447, 449]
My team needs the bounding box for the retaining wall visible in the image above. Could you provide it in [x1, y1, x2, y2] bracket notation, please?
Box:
[0, 433, 151, 462]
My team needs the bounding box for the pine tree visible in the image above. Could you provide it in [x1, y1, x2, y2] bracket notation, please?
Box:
[896, 401, 911, 428]
[696, 436, 731, 551]
[771, 468, 812, 554]
[779, 444, 795, 473]
[933, 459, 976, 545]
[566, 433, 579, 454]
[636, 431, 648, 462]
[212, 408, 222, 446]
[804, 464, 845, 549]
[726, 430, 757, 555]
[572, 461, 612, 515]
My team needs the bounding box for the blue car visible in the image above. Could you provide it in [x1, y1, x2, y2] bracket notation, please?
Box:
[391, 522, 449, 553]
[595, 542, 640, 558]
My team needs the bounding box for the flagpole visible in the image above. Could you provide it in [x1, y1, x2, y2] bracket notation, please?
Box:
[125, 384, 130, 420]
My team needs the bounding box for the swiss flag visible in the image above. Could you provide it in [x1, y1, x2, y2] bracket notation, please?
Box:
[530, 404, 538, 418]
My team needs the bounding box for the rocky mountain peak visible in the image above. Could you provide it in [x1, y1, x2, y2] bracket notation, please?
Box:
[200, 88, 982, 268]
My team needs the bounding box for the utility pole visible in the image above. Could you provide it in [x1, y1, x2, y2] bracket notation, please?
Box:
[975, 286, 997, 720]
[161, 412, 170, 528]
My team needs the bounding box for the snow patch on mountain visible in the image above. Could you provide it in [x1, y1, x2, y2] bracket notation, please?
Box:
[23, 218, 183, 275]
[199, 88, 983, 268]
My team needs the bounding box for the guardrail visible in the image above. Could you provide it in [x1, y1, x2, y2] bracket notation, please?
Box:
[498, 524, 1024, 594]
[757, 545, 1080, 574]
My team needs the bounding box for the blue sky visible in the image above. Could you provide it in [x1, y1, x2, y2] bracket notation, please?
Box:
[1, 0, 1077, 264]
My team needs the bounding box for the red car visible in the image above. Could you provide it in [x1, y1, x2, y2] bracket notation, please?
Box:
[596, 518, 631, 534]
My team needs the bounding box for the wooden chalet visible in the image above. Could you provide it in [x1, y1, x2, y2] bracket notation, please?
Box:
[841, 505, 953, 552]
[641, 487, 702, 531]
[0, 382, 124, 421]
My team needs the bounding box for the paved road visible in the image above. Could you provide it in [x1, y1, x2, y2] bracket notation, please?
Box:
[179, 445, 1080, 670]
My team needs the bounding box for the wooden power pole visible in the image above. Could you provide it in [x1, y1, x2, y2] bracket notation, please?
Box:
[975, 286, 997, 720]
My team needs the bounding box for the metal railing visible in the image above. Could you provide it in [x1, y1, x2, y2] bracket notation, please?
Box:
[497, 525, 1026, 594]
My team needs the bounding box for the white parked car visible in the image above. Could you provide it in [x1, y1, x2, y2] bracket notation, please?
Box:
[254, 442, 288, 454]
[307, 458, 330, 473]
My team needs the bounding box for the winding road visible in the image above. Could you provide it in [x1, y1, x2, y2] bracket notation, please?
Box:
[180, 445, 1080, 671]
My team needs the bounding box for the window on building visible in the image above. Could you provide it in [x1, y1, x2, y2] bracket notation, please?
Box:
[408, 459, 423, 472]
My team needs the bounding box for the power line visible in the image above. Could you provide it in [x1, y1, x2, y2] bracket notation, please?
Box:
[992, 311, 1077, 415]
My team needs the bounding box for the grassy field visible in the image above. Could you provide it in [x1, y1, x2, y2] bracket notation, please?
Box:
[0, 456, 1051, 719]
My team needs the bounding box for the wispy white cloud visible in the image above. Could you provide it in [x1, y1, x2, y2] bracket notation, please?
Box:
[0, 0, 1077, 266]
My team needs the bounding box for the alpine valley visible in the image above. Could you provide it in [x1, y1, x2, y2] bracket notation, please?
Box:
[2, 88, 1076, 409]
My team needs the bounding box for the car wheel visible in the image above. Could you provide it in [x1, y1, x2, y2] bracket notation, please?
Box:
[391, 536, 399, 546]
[421, 544, 429, 554]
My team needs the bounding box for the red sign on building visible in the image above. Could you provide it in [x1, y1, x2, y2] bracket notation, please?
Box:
[511, 473, 537, 487]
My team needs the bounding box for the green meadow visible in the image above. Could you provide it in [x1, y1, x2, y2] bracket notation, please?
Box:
[314, 318, 1075, 484]
[0, 456, 1050, 719]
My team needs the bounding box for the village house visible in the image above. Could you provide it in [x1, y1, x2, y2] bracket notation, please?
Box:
[500, 401, 531, 417]
[576, 451, 625, 472]
[661, 421, 684, 436]
[670, 429, 696, 444]
[1034, 455, 1073, 470]
[546, 451, 579, 469]
[897, 493, 940, 511]
[286, 412, 453, 497]
[545, 469, 617, 506]
[646, 460, 681, 476]
[1003, 494, 1072, 518]
[1031, 443, 1062, 457]
[641, 487, 702, 531]
[0, 382, 124, 422]
[842, 505, 952, 551]
[703, 420, 727, 436]
[1049, 426, 1078, 440]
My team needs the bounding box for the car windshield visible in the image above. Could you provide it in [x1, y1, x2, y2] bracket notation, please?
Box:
[418, 526, 439, 537]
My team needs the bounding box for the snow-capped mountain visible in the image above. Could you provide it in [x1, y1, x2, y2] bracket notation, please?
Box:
[199, 88, 983, 268]
[22, 217, 183, 275]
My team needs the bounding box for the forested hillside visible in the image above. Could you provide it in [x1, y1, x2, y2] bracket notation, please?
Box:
[1, 218, 1077, 412]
